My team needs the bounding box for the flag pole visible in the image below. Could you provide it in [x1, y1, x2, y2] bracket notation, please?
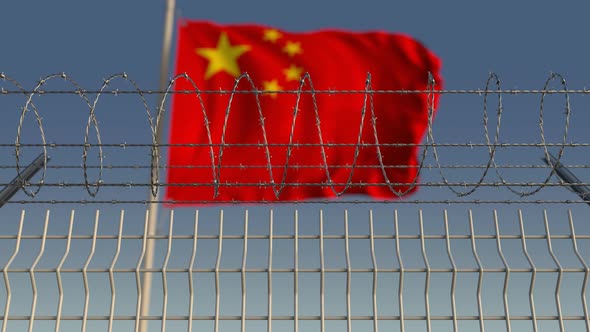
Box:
[140, 0, 176, 330]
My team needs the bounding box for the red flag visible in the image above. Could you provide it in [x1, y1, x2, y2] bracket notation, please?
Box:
[165, 20, 442, 203]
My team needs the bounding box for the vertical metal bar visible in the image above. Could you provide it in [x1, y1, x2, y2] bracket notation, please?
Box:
[108, 211, 124, 332]
[214, 211, 224, 332]
[241, 210, 248, 332]
[1, 210, 24, 332]
[141, 0, 176, 330]
[543, 210, 564, 332]
[294, 210, 299, 332]
[141, 143, 159, 328]
[368, 210, 379, 332]
[28, 210, 49, 332]
[518, 210, 538, 332]
[135, 211, 149, 332]
[55, 210, 74, 332]
[82, 211, 100, 332]
[418, 210, 431, 332]
[141, 215, 156, 330]
[469, 210, 485, 332]
[394, 210, 404, 332]
[319, 210, 325, 332]
[344, 210, 352, 332]
[161, 211, 174, 332]
[494, 210, 511, 332]
[443, 210, 458, 332]
[569, 210, 590, 330]
[268, 209, 273, 332]
[188, 211, 199, 332]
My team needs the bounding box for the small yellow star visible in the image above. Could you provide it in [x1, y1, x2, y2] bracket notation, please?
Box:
[283, 41, 302, 57]
[262, 80, 283, 98]
[263, 29, 282, 43]
[283, 64, 304, 81]
[196, 32, 251, 79]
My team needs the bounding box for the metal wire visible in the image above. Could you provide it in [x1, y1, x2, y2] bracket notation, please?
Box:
[293, 211, 299, 332]
[81, 211, 99, 332]
[108, 212, 123, 331]
[394, 210, 405, 332]
[1, 72, 586, 204]
[0, 210, 560, 331]
[494, 210, 511, 332]
[319, 211, 326, 332]
[519, 210, 538, 332]
[4, 208, 581, 329]
[444, 211, 459, 332]
[369, 211, 378, 332]
[54, 211, 73, 332]
[544, 210, 564, 332]
[241, 211, 247, 332]
[418, 211, 432, 332]
[7, 199, 590, 205]
[1, 211, 23, 332]
[3, 73, 590, 332]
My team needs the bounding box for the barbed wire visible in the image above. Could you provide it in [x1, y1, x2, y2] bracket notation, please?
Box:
[1, 71, 582, 203]
[3, 181, 590, 187]
[3, 163, 590, 169]
[5, 200, 590, 205]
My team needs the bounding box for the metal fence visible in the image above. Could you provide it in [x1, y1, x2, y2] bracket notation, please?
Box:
[1, 73, 590, 331]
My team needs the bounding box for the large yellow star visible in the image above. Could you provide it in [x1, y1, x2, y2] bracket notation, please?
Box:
[196, 32, 251, 79]
[262, 80, 283, 98]
[283, 41, 302, 57]
[283, 64, 304, 81]
[263, 29, 282, 43]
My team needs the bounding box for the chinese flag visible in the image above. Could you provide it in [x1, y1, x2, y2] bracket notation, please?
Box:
[166, 20, 442, 203]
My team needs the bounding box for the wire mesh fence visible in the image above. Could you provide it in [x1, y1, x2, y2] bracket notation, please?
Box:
[2, 72, 590, 331]
[2, 207, 590, 332]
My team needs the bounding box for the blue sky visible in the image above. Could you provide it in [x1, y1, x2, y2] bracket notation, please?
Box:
[4, 0, 590, 86]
